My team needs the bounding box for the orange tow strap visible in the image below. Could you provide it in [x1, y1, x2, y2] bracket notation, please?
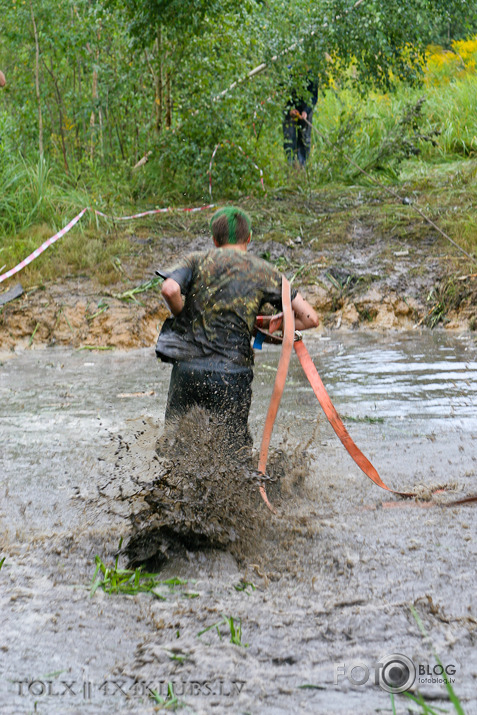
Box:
[292, 338, 415, 499]
[257, 276, 416, 511]
[257, 277, 295, 513]
[257, 279, 477, 511]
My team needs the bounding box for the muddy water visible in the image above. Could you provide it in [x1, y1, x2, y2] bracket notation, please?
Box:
[1, 332, 476, 714]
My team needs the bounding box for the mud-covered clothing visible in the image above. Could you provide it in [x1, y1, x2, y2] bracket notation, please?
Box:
[156, 247, 295, 447]
[165, 360, 253, 448]
[156, 249, 294, 369]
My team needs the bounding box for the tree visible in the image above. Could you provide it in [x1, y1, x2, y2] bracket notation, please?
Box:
[1, 0, 476, 197]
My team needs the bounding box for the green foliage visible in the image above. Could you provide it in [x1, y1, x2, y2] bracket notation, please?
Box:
[0, 0, 476, 243]
[310, 94, 441, 182]
[307, 0, 477, 93]
[407, 604, 466, 715]
[107, 0, 236, 45]
[150, 682, 186, 710]
[1, 0, 474, 190]
[233, 580, 256, 595]
[425, 277, 468, 327]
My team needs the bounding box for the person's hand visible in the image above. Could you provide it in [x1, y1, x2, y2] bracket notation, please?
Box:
[0, 71, 6, 88]
[301, 111, 308, 121]
[254, 313, 283, 334]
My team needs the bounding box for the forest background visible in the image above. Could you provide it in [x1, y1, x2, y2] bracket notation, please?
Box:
[1, 0, 477, 290]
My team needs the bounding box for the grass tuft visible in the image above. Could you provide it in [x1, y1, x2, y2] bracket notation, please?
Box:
[90, 540, 192, 600]
[198, 614, 248, 647]
[149, 682, 186, 710]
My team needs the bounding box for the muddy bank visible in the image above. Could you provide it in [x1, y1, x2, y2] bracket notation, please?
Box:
[1, 196, 476, 352]
[1, 271, 475, 354]
[1, 334, 476, 713]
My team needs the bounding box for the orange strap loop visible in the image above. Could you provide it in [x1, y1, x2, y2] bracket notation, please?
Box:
[257, 277, 415, 512]
[257, 277, 294, 513]
[256, 282, 476, 510]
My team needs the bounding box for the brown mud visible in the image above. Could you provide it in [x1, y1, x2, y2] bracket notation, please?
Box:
[1, 194, 476, 352]
[1, 336, 476, 713]
[1, 193, 477, 713]
[122, 408, 273, 569]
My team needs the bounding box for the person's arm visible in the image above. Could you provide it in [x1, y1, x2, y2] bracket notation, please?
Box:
[161, 278, 183, 316]
[255, 292, 319, 334]
[159, 255, 195, 316]
[291, 292, 319, 331]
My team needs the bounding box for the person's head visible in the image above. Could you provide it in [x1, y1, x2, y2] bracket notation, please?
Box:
[210, 207, 251, 247]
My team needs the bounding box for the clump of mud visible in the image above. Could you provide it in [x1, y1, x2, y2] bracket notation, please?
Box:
[412, 480, 460, 502]
[124, 407, 276, 569]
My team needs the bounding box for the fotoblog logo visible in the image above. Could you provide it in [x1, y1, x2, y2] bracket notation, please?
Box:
[334, 653, 416, 694]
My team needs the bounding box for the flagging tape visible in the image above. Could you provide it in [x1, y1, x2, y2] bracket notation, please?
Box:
[95, 204, 215, 222]
[209, 140, 265, 200]
[0, 204, 215, 285]
[0, 208, 89, 285]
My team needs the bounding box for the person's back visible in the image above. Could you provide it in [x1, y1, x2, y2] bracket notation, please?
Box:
[156, 247, 285, 368]
[156, 206, 319, 450]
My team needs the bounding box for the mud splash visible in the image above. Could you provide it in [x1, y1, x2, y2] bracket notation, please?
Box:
[101, 407, 311, 571]
[123, 408, 268, 568]
[1, 335, 476, 714]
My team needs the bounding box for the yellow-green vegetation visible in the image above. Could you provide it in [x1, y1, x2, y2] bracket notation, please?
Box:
[90, 546, 197, 600]
[1, 36, 477, 289]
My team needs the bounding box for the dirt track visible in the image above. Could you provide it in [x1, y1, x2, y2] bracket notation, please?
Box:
[1, 195, 476, 352]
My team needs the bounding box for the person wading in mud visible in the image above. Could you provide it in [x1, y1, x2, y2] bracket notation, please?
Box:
[155, 206, 319, 454]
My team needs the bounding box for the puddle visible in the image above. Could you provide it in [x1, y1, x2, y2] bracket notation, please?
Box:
[1, 331, 476, 713]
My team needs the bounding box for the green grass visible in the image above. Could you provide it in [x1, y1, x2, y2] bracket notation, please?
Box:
[198, 614, 248, 647]
[409, 605, 465, 715]
[2, 49, 477, 289]
[150, 682, 186, 711]
[389, 605, 466, 714]
[90, 542, 195, 599]
[233, 580, 256, 595]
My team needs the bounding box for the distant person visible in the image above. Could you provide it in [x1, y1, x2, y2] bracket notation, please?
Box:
[0, 71, 6, 88]
[283, 73, 318, 168]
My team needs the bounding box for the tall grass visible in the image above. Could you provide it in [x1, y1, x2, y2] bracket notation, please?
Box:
[0, 118, 93, 237]
[2, 37, 477, 285]
[304, 34, 477, 181]
[0, 112, 141, 284]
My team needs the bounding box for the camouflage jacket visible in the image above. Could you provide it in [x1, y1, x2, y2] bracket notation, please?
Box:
[156, 248, 294, 369]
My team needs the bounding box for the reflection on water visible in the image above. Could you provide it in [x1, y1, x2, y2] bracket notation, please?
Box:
[1, 331, 476, 434]
[281, 332, 477, 430]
